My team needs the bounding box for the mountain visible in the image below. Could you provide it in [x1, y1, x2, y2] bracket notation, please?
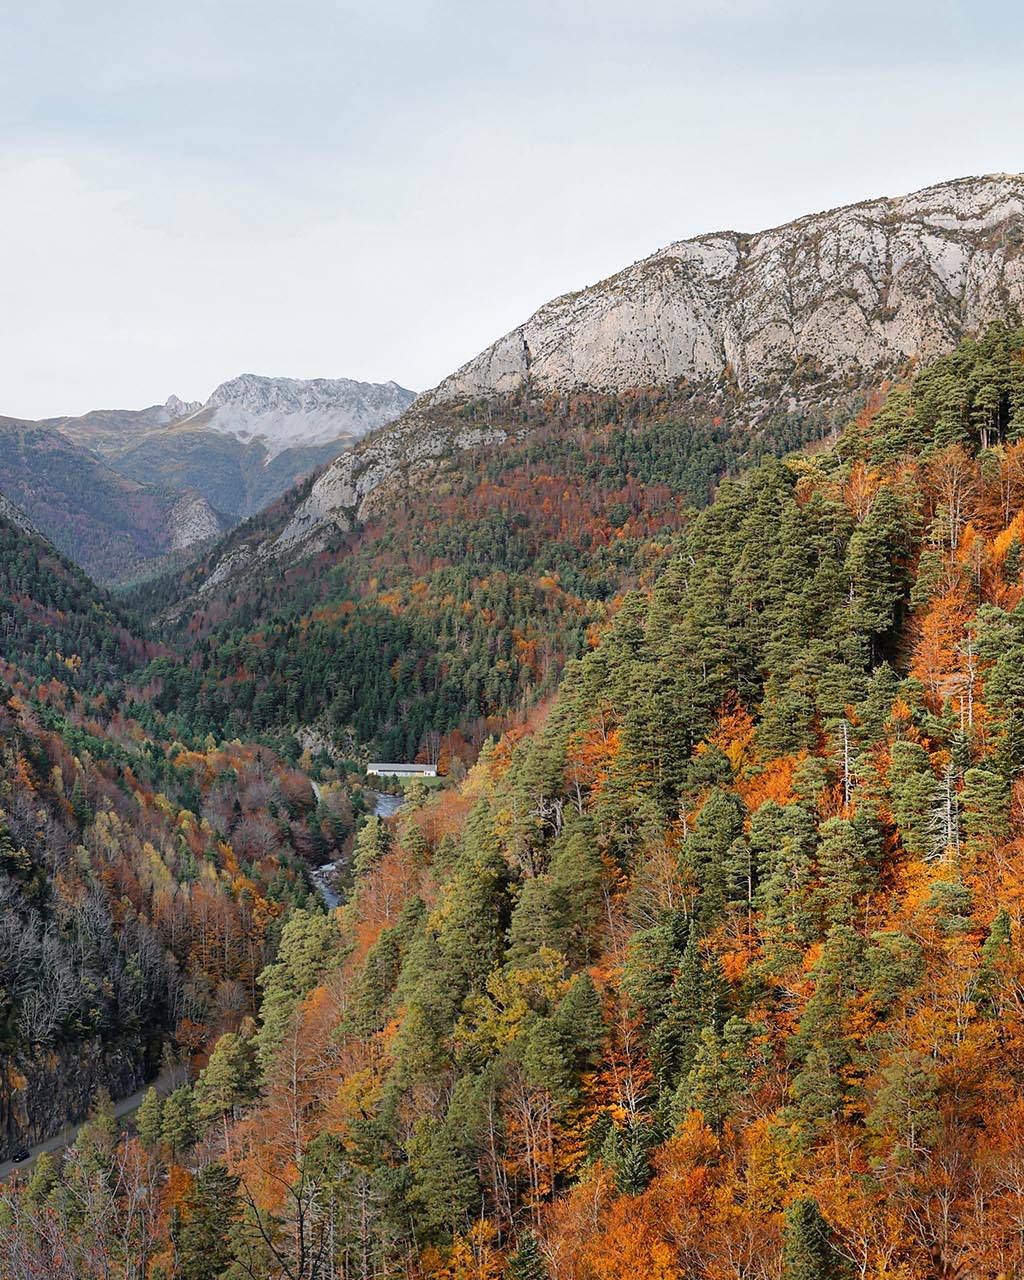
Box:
[47, 375, 417, 521]
[8, 322, 1024, 1275]
[280, 174, 1024, 555]
[0, 419, 227, 583]
[430, 172, 1024, 401]
[181, 374, 417, 457]
[137, 176, 1024, 761]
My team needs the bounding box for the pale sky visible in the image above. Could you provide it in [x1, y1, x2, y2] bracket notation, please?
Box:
[3, 0, 1024, 419]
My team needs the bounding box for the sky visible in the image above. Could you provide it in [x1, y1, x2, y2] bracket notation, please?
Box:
[3, 0, 1024, 418]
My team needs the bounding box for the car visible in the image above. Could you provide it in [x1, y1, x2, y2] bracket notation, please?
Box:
[11, 1148, 30, 1164]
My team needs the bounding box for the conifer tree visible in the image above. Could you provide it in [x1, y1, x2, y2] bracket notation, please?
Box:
[406, 1118, 476, 1241]
[505, 1229, 549, 1280]
[161, 1085, 198, 1157]
[135, 1086, 164, 1149]
[195, 1031, 258, 1146]
[782, 1197, 850, 1280]
[25, 1151, 57, 1205]
[171, 1161, 242, 1279]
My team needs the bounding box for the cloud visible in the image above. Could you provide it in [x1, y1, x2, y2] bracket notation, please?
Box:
[2, 2, 1024, 415]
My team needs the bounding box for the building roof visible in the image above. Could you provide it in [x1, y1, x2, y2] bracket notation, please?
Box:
[367, 762, 436, 772]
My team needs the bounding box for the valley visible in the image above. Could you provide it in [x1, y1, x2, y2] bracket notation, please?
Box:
[0, 375, 414, 584]
[3, 175, 1024, 1278]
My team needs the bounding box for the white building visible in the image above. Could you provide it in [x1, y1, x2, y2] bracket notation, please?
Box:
[366, 762, 438, 778]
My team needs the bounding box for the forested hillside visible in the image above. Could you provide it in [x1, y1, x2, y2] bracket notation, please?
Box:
[133, 383, 842, 761]
[5, 323, 1024, 1277]
[0, 511, 364, 1162]
[0, 421, 226, 583]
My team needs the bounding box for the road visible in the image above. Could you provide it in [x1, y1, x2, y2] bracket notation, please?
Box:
[2, 792, 408, 1180]
[0, 1067, 182, 1183]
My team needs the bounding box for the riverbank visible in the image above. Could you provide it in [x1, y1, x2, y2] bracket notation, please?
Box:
[311, 789, 405, 909]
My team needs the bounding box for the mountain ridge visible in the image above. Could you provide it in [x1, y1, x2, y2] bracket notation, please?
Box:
[0, 418, 228, 582]
[428, 173, 1024, 402]
[223, 173, 1024, 574]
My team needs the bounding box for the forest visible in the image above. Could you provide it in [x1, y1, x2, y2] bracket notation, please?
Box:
[2, 321, 1024, 1277]
[0, 510, 366, 1164]
[130, 379, 846, 762]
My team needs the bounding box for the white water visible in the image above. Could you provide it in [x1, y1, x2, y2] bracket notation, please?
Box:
[311, 789, 405, 909]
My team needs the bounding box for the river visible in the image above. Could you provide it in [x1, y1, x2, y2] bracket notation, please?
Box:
[311, 789, 405, 909]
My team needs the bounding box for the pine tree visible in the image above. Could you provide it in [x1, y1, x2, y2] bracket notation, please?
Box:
[25, 1151, 57, 1205]
[886, 741, 936, 858]
[961, 767, 1011, 853]
[782, 1197, 849, 1280]
[682, 788, 746, 926]
[506, 1229, 549, 1280]
[194, 1032, 258, 1146]
[172, 1162, 242, 1279]
[977, 906, 1013, 1015]
[161, 1085, 198, 1156]
[552, 972, 605, 1073]
[406, 1118, 476, 1240]
[814, 818, 878, 927]
[69, 776, 93, 828]
[255, 908, 342, 1075]
[613, 1120, 655, 1195]
[789, 926, 864, 1139]
[135, 1086, 164, 1149]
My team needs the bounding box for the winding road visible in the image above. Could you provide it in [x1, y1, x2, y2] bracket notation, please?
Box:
[0, 1067, 182, 1183]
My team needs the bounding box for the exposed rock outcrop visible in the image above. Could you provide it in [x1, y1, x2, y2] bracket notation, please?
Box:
[428, 174, 1024, 401]
[166, 491, 227, 552]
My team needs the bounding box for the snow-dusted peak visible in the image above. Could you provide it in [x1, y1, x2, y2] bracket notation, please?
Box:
[189, 375, 416, 457]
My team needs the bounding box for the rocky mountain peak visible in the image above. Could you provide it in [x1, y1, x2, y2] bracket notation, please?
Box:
[427, 173, 1024, 403]
[163, 394, 201, 420]
[189, 374, 417, 457]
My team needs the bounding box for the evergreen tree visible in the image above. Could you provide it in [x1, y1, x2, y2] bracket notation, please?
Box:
[814, 818, 878, 927]
[961, 767, 1011, 853]
[782, 1197, 850, 1280]
[161, 1085, 198, 1156]
[25, 1151, 57, 1205]
[172, 1162, 242, 1279]
[505, 1229, 549, 1280]
[135, 1086, 164, 1149]
[886, 741, 936, 858]
[194, 1032, 258, 1143]
[977, 906, 1013, 1015]
[255, 909, 342, 1075]
[789, 926, 864, 1139]
[405, 1117, 476, 1241]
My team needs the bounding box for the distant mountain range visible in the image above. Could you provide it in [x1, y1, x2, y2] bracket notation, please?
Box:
[0, 374, 415, 582]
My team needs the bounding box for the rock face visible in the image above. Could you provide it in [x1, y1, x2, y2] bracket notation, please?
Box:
[166, 491, 227, 552]
[0, 493, 39, 537]
[271, 418, 506, 556]
[182, 375, 417, 459]
[428, 174, 1024, 402]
